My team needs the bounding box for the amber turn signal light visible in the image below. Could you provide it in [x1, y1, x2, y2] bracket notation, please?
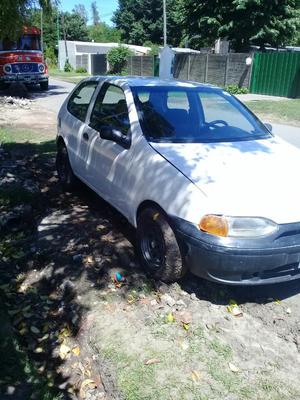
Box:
[199, 215, 229, 237]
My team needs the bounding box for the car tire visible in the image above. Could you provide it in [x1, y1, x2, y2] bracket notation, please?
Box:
[56, 142, 78, 191]
[40, 81, 49, 91]
[136, 207, 187, 282]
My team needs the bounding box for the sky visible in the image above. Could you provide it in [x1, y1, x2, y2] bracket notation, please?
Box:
[60, 0, 119, 26]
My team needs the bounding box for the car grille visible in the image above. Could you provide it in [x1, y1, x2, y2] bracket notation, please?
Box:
[11, 63, 39, 74]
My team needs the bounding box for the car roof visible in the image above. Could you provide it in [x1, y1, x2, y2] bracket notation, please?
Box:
[84, 75, 220, 90]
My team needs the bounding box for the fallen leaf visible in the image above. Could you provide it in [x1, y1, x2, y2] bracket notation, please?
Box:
[59, 343, 71, 360]
[191, 370, 200, 382]
[35, 347, 44, 353]
[144, 358, 160, 365]
[274, 299, 281, 305]
[72, 346, 81, 356]
[166, 312, 175, 323]
[79, 379, 96, 398]
[182, 323, 190, 331]
[229, 362, 240, 373]
[227, 301, 243, 317]
[30, 326, 40, 334]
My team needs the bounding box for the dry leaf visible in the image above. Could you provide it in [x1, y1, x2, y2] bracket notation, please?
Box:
[72, 346, 81, 356]
[229, 362, 240, 373]
[166, 312, 175, 323]
[35, 347, 44, 353]
[79, 379, 96, 398]
[144, 358, 160, 365]
[191, 370, 200, 382]
[59, 343, 71, 360]
[182, 323, 190, 331]
[30, 326, 40, 334]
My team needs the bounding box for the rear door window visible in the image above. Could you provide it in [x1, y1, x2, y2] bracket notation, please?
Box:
[67, 81, 98, 122]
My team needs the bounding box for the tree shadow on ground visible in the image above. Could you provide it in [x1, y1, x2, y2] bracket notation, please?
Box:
[0, 82, 70, 100]
[1, 138, 300, 398]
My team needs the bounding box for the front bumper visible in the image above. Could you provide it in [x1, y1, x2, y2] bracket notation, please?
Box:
[172, 217, 300, 285]
[0, 73, 48, 85]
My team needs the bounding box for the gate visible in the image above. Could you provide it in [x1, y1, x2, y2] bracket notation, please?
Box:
[250, 52, 300, 98]
[91, 54, 107, 75]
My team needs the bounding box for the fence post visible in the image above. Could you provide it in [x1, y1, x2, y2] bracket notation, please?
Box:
[141, 56, 143, 76]
[187, 55, 190, 80]
[224, 54, 229, 86]
[205, 54, 209, 83]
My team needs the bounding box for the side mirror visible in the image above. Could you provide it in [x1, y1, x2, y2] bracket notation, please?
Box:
[264, 123, 273, 133]
[100, 126, 131, 149]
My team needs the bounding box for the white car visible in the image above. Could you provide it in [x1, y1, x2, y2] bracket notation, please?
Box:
[57, 76, 300, 285]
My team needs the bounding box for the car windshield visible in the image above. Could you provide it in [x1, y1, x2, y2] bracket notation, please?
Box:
[0, 35, 41, 51]
[132, 86, 271, 143]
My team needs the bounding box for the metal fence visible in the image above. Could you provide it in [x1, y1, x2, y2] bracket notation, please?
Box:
[173, 53, 252, 88]
[250, 52, 300, 98]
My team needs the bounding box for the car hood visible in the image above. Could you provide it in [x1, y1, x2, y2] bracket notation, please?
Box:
[151, 137, 300, 223]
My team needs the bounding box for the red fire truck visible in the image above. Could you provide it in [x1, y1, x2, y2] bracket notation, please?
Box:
[0, 26, 49, 91]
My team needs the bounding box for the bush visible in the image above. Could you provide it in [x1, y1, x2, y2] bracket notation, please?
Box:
[75, 67, 87, 73]
[224, 84, 249, 95]
[44, 46, 57, 68]
[107, 45, 133, 74]
[64, 59, 73, 72]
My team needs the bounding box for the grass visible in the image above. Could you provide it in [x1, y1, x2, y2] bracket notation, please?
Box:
[246, 99, 300, 127]
[0, 127, 56, 155]
[49, 68, 89, 84]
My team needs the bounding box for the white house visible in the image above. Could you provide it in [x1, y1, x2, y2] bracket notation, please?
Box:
[58, 40, 151, 73]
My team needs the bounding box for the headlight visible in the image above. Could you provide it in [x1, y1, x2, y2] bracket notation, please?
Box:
[3, 64, 12, 74]
[199, 215, 278, 238]
[38, 63, 45, 73]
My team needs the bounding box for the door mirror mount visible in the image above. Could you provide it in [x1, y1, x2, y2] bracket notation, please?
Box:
[100, 126, 131, 149]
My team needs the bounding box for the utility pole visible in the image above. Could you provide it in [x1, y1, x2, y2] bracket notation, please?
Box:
[40, 8, 44, 52]
[163, 0, 167, 47]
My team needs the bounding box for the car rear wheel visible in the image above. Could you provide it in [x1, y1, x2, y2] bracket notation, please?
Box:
[56, 142, 78, 191]
[136, 207, 186, 282]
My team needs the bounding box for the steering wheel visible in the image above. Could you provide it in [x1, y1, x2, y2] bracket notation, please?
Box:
[207, 120, 229, 129]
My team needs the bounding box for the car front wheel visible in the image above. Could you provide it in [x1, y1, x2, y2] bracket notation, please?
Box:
[136, 207, 186, 282]
[56, 142, 78, 191]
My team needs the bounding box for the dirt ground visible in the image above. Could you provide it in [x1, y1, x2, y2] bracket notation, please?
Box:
[1, 88, 300, 400]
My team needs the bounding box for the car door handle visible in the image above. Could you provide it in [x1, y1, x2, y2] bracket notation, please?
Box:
[83, 132, 89, 141]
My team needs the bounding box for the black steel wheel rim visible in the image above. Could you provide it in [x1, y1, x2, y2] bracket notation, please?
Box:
[140, 221, 165, 269]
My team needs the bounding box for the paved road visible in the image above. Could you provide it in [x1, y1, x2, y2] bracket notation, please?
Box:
[34, 78, 300, 149]
[30, 78, 75, 113]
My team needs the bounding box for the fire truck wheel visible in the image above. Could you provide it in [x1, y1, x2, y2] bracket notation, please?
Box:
[0, 82, 10, 90]
[40, 81, 49, 91]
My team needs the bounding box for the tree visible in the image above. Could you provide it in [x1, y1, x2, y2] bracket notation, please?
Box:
[91, 1, 100, 25]
[61, 11, 89, 42]
[88, 23, 121, 43]
[113, 0, 182, 46]
[73, 3, 88, 24]
[28, 7, 59, 54]
[182, 0, 300, 52]
[0, 0, 56, 38]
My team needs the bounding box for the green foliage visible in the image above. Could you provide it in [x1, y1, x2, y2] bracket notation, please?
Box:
[88, 23, 121, 43]
[61, 11, 89, 41]
[0, 0, 56, 39]
[181, 0, 300, 52]
[75, 66, 87, 73]
[44, 46, 57, 67]
[107, 45, 133, 74]
[73, 3, 88, 24]
[64, 59, 73, 72]
[113, 0, 183, 46]
[143, 41, 160, 55]
[224, 84, 249, 95]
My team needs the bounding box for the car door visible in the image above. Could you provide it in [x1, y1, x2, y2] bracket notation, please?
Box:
[83, 82, 134, 216]
[63, 80, 98, 178]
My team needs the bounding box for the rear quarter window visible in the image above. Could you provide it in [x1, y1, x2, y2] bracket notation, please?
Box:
[67, 81, 98, 122]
